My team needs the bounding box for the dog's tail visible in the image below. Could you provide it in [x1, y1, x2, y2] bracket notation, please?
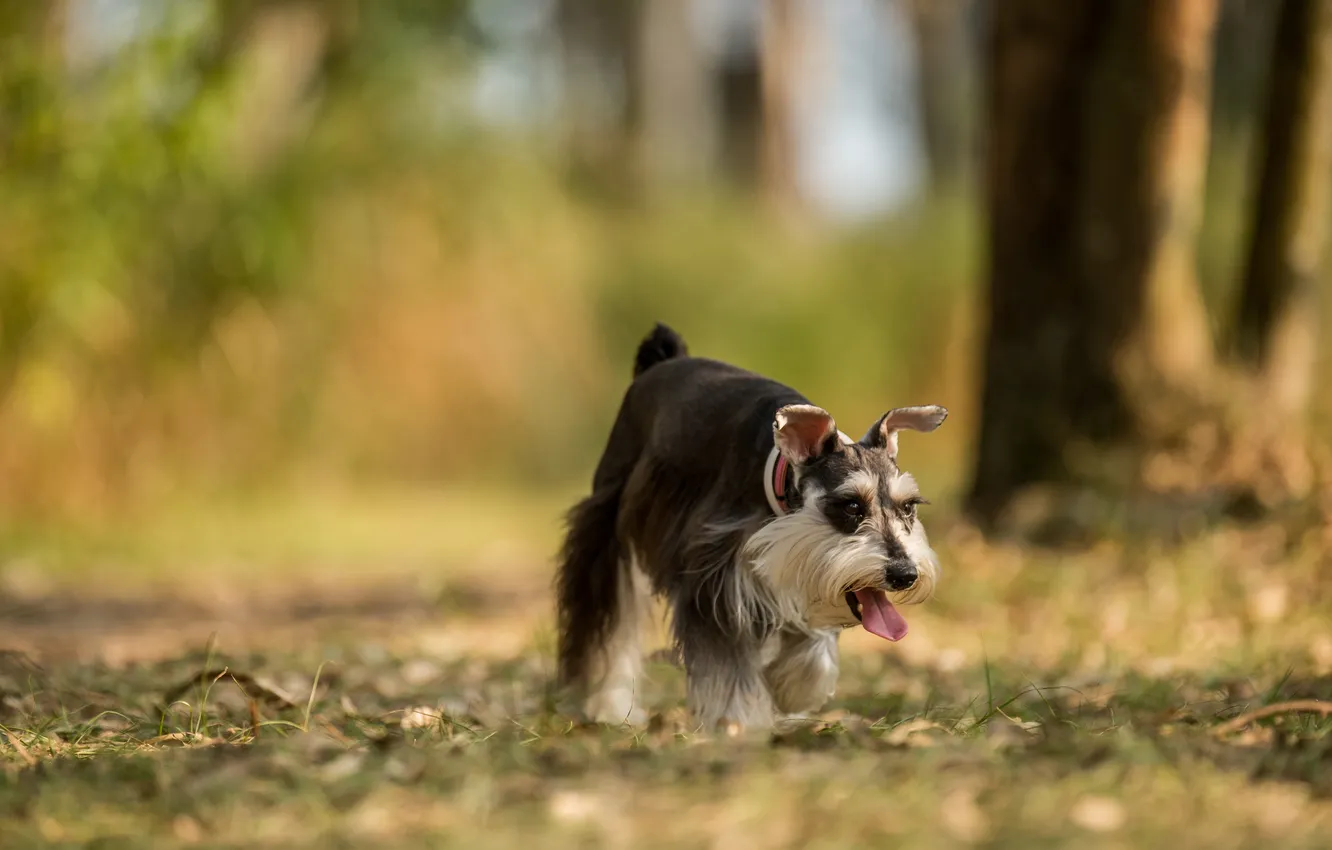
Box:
[633, 323, 688, 378]
[555, 483, 626, 689]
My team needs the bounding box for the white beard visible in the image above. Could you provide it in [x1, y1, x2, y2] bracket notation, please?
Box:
[741, 500, 940, 630]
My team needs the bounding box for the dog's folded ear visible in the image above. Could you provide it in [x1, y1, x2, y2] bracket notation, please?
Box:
[863, 405, 948, 458]
[774, 404, 842, 464]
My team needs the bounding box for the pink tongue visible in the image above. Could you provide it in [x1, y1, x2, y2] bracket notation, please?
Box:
[855, 588, 908, 641]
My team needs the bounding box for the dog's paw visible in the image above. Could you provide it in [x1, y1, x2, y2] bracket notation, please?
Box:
[584, 691, 647, 726]
[587, 707, 647, 727]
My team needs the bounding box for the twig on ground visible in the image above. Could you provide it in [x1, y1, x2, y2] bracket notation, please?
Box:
[159, 668, 299, 715]
[3, 729, 37, 767]
[319, 717, 356, 746]
[1212, 700, 1332, 737]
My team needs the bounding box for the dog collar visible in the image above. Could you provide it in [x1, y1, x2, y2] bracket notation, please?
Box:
[763, 449, 792, 516]
[764, 430, 856, 516]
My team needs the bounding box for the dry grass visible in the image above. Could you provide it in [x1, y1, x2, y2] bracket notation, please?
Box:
[4, 492, 1332, 848]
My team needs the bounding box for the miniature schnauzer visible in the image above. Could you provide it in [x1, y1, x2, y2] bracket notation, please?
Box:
[555, 324, 946, 732]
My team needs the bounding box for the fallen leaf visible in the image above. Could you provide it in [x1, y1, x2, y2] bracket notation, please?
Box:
[399, 706, 442, 730]
[172, 815, 203, 844]
[941, 787, 990, 843]
[548, 790, 601, 824]
[1069, 795, 1126, 833]
[886, 718, 943, 747]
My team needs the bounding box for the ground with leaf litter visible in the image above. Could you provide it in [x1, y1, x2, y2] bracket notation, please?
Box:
[5, 516, 1332, 848]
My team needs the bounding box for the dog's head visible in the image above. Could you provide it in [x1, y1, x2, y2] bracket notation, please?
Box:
[743, 404, 947, 640]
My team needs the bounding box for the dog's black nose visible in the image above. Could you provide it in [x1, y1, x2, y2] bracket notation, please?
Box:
[885, 563, 917, 592]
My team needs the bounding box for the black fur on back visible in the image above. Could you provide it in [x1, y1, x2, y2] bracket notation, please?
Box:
[633, 323, 688, 378]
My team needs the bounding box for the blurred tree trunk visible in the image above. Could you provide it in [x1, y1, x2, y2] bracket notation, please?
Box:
[968, 2, 1102, 524]
[1211, 0, 1282, 133]
[967, 0, 1220, 529]
[557, 0, 642, 195]
[1232, 0, 1332, 421]
[563, 0, 808, 206]
[1079, 1, 1217, 408]
[638, 0, 717, 186]
[759, 0, 805, 216]
[716, 35, 763, 186]
[905, 0, 976, 186]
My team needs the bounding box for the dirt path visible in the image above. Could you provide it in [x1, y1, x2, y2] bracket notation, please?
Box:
[0, 576, 550, 666]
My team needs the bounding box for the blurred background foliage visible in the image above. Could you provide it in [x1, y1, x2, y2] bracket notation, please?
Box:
[0, 0, 1321, 546]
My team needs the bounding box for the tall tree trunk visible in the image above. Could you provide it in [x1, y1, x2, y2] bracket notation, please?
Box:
[716, 19, 763, 187]
[1078, 1, 1218, 418]
[1233, 0, 1332, 421]
[905, 0, 976, 187]
[557, 0, 642, 195]
[967, 0, 1219, 528]
[968, 2, 1099, 525]
[759, 0, 805, 215]
[638, 0, 717, 187]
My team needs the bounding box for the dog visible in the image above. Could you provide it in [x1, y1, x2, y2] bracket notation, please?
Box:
[555, 324, 947, 732]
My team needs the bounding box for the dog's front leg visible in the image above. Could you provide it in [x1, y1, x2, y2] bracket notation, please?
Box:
[674, 602, 774, 733]
[763, 627, 840, 716]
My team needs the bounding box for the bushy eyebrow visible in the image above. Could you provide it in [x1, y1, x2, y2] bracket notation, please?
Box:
[887, 472, 920, 504]
[830, 470, 877, 501]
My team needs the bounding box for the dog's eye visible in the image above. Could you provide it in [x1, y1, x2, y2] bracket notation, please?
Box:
[902, 497, 928, 516]
[842, 500, 864, 518]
